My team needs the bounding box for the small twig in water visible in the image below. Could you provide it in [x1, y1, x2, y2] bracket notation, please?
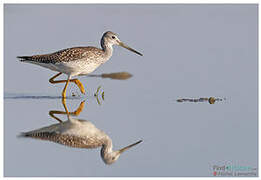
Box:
[94, 86, 102, 97]
[102, 91, 105, 100]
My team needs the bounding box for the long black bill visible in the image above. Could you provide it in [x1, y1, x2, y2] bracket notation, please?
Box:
[119, 140, 143, 154]
[119, 42, 143, 56]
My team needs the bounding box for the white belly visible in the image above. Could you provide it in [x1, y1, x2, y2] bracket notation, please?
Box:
[45, 60, 100, 77]
[25, 59, 103, 77]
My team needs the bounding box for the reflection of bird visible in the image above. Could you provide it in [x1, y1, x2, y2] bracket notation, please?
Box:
[18, 31, 143, 98]
[20, 117, 142, 164]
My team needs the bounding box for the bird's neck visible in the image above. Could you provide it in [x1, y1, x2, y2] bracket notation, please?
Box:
[101, 39, 113, 61]
[101, 138, 113, 159]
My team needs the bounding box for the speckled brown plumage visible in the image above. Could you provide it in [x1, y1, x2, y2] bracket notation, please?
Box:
[18, 47, 104, 64]
[23, 131, 104, 149]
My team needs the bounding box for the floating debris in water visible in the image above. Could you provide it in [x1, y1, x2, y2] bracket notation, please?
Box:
[94, 86, 105, 105]
[176, 97, 224, 104]
[102, 91, 105, 100]
[208, 97, 216, 104]
[94, 86, 102, 97]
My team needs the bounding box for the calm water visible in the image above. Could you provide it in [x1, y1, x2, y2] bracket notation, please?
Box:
[4, 4, 258, 177]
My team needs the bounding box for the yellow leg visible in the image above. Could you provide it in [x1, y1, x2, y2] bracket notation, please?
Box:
[49, 72, 86, 94]
[72, 101, 85, 115]
[49, 99, 85, 123]
[61, 95, 85, 115]
[62, 77, 70, 98]
[49, 110, 64, 123]
[62, 97, 69, 115]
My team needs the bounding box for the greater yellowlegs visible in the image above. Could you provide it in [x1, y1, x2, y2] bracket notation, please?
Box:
[18, 31, 143, 98]
[21, 116, 142, 164]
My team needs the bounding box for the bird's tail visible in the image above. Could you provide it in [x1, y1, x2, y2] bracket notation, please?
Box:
[17, 56, 33, 62]
[17, 132, 30, 138]
[17, 131, 50, 138]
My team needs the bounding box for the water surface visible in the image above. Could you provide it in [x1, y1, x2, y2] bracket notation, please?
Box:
[4, 4, 258, 177]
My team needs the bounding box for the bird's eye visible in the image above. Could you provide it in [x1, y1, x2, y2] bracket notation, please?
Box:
[112, 36, 116, 39]
[112, 157, 115, 160]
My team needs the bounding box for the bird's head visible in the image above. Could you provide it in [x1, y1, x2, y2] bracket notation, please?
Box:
[101, 31, 143, 56]
[102, 140, 142, 165]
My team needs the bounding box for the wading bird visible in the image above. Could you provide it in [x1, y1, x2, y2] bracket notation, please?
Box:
[18, 31, 143, 98]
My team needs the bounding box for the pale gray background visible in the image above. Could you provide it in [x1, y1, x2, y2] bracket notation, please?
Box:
[4, 4, 258, 177]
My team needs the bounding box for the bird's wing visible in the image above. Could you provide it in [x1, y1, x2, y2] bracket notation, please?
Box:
[21, 131, 105, 149]
[20, 119, 106, 149]
[18, 47, 104, 64]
